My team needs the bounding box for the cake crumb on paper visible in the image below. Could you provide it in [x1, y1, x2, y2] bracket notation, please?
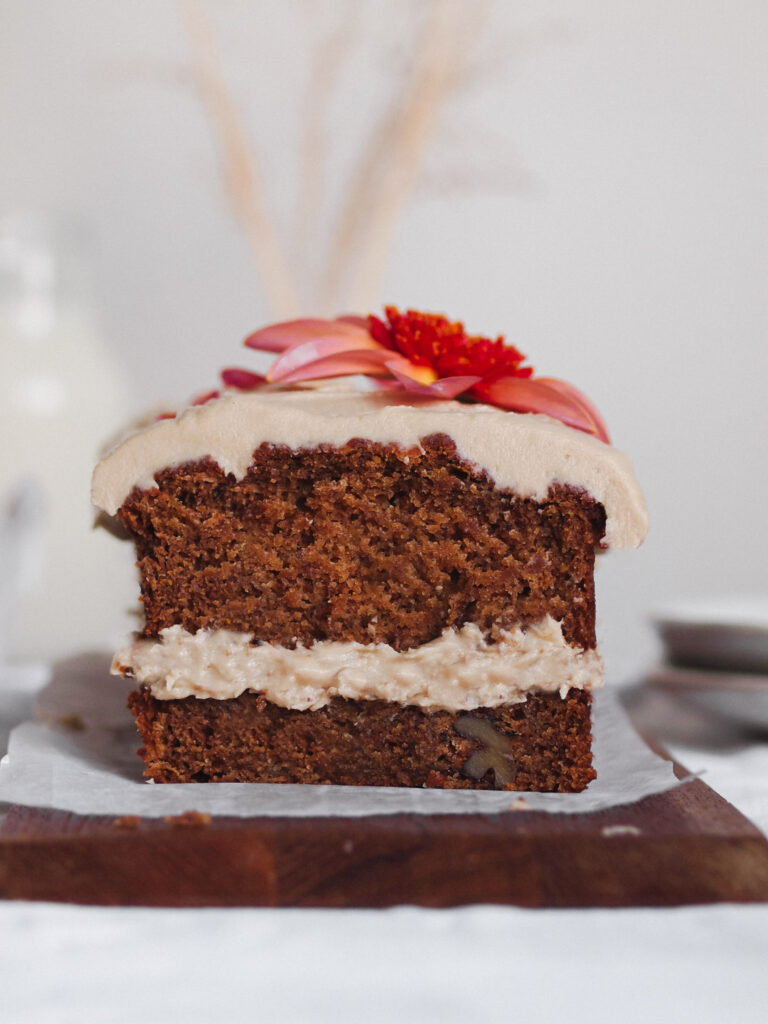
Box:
[55, 714, 85, 732]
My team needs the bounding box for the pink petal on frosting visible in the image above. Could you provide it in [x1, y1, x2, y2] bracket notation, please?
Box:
[335, 314, 369, 329]
[535, 377, 610, 443]
[425, 376, 483, 399]
[275, 348, 402, 384]
[267, 334, 388, 382]
[220, 367, 267, 390]
[244, 318, 372, 354]
[387, 362, 480, 399]
[472, 376, 610, 442]
[191, 389, 220, 406]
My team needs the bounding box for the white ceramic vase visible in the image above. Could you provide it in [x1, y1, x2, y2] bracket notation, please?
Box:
[0, 214, 137, 662]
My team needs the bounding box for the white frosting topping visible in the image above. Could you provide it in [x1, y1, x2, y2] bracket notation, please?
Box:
[92, 385, 647, 549]
[112, 617, 604, 711]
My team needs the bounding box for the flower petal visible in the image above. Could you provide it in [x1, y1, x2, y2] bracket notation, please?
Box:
[268, 334, 388, 382]
[427, 376, 483, 399]
[244, 318, 372, 353]
[472, 376, 610, 442]
[220, 367, 267, 390]
[535, 377, 610, 443]
[191, 389, 220, 406]
[335, 314, 369, 329]
[387, 361, 480, 399]
[276, 349, 400, 384]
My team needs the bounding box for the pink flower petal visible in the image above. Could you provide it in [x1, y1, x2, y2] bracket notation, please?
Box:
[276, 349, 401, 384]
[370, 378, 404, 393]
[472, 377, 610, 442]
[220, 367, 266, 390]
[192, 389, 220, 406]
[244, 318, 372, 353]
[387, 362, 480, 399]
[422, 376, 482, 399]
[335, 314, 369, 329]
[268, 334, 388, 382]
[535, 377, 610, 443]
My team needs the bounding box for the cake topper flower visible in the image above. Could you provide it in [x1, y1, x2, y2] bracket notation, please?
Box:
[228, 307, 610, 443]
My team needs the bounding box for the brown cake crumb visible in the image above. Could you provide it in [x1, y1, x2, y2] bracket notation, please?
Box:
[113, 815, 141, 829]
[119, 435, 605, 652]
[128, 688, 596, 792]
[163, 811, 212, 827]
[55, 714, 85, 732]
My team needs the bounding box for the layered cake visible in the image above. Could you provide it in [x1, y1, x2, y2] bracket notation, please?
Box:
[92, 308, 647, 790]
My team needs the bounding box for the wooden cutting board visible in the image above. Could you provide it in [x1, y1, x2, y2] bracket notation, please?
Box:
[2, 760, 768, 907]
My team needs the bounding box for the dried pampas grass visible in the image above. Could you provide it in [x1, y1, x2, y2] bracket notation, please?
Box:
[178, 0, 497, 317]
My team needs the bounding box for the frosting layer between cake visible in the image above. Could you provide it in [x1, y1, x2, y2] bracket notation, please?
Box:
[92, 386, 648, 549]
[113, 616, 604, 711]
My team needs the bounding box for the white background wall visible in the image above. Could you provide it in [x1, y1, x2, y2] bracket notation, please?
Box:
[2, 0, 767, 672]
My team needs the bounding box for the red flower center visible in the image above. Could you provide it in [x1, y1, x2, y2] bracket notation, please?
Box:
[369, 305, 533, 381]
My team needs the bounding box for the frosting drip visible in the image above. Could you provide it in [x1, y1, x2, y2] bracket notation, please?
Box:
[113, 616, 604, 712]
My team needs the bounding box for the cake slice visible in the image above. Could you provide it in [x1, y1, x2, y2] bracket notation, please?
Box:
[92, 310, 647, 790]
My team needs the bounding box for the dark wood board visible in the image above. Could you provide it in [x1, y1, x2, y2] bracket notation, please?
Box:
[2, 763, 768, 907]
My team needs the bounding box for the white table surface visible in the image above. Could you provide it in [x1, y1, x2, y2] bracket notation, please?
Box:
[2, 664, 767, 1024]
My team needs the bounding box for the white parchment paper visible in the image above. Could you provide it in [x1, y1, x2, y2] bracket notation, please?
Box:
[0, 652, 683, 817]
